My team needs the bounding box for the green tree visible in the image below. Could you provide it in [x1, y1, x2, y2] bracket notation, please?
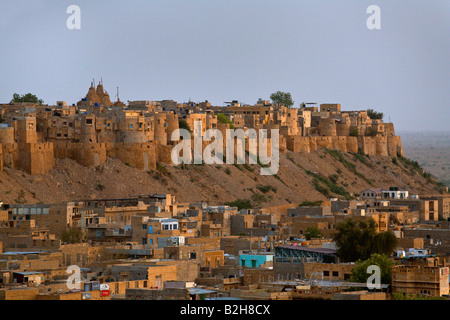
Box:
[304, 226, 323, 240]
[270, 91, 294, 108]
[333, 218, 398, 262]
[367, 109, 384, 120]
[61, 227, 85, 244]
[349, 126, 359, 137]
[350, 253, 395, 285]
[225, 199, 252, 210]
[10, 93, 44, 105]
[217, 113, 235, 129]
[178, 118, 191, 132]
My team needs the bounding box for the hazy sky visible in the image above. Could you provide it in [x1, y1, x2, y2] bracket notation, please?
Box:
[0, 0, 449, 132]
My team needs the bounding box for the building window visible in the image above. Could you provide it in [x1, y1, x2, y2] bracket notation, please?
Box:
[332, 271, 339, 277]
[142, 224, 147, 230]
[323, 271, 330, 277]
[190, 252, 197, 260]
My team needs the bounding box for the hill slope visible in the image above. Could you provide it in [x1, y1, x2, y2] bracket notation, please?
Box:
[0, 149, 445, 207]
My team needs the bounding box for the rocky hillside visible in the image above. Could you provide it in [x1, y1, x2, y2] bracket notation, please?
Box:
[0, 149, 446, 207]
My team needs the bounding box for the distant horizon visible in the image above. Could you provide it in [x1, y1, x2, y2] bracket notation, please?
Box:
[398, 130, 450, 134]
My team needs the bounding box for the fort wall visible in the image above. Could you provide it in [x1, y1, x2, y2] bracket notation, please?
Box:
[54, 142, 107, 167]
[285, 135, 401, 157]
[114, 142, 157, 171]
[16, 143, 54, 175]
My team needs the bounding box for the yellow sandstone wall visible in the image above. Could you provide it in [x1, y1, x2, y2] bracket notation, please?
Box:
[285, 135, 402, 157]
[55, 142, 107, 167]
[0, 128, 404, 175]
[114, 142, 158, 171]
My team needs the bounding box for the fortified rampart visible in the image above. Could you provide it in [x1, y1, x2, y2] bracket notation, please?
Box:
[286, 135, 403, 157]
[0, 131, 404, 175]
[114, 142, 157, 171]
[17, 142, 55, 175]
[54, 142, 107, 167]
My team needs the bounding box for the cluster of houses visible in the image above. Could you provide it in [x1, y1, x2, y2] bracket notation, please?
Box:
[0, 186, 448, 300]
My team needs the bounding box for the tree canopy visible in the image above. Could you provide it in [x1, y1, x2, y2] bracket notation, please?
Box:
[61, 227, 85, 244]
[217, 113, 235, 129]
[304, 226, 323, 240]
[10, 93, 44, 105]
[178, 118, 191, 132]
[225, 199, 252, 210]
[367, 109, 384, 120]
[350, 253, 395, 285]
[349, 126, 359, 137]
[270, 91, 294, 108]
[333, 218, 398, 262]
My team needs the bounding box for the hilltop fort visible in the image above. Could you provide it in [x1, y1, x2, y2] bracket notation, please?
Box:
[0, 82, 403, 175]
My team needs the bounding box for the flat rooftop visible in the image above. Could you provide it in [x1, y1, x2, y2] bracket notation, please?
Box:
[277, 245, 337, 255]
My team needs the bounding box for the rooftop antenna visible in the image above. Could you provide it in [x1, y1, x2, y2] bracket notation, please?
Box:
[116, 87, 120, 100]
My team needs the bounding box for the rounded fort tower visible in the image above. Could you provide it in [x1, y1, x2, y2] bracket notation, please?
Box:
[317, 118, 337, 136]
[165, 112, 179, 145]
[153, 113, 168, 145]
